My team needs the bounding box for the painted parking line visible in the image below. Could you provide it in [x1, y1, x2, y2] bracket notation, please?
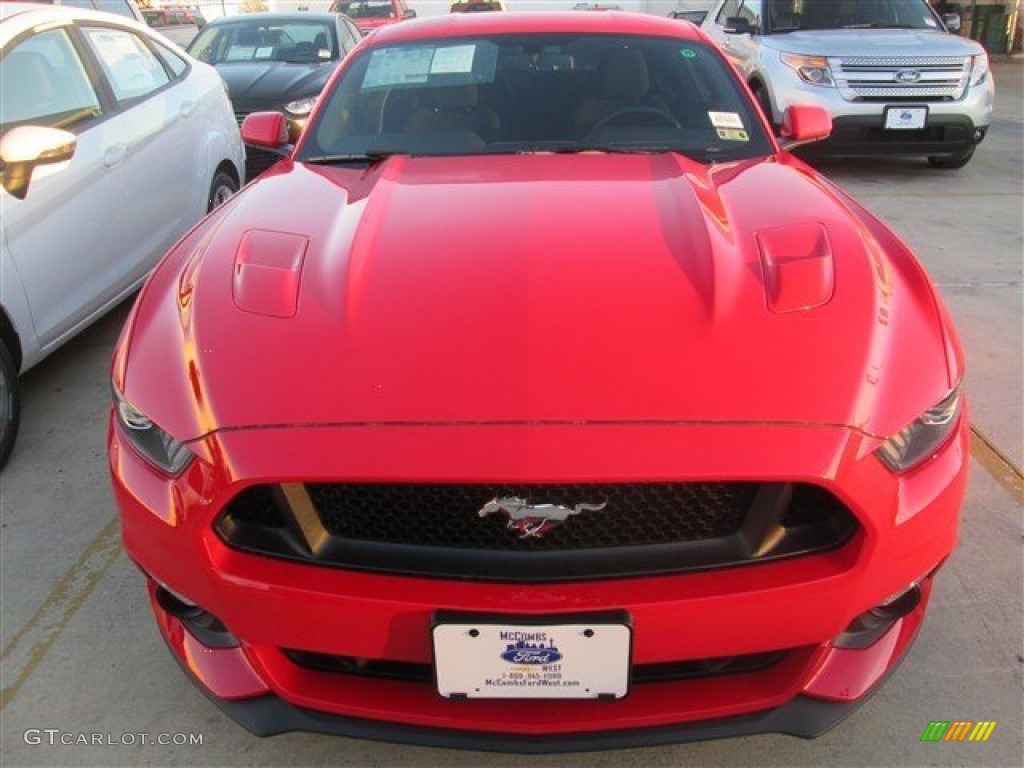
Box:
[970, 427, 1024, 504]
[0, 516, 122, 712]
[1, 428, 1021, 711]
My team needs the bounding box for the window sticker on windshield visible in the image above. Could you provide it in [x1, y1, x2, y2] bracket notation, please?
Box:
[255, 47, 274, 59]
[363, 46, 435, 88]
[709, 111, 744, 129]
[679, 48, 697, 58]
[430, 44, 476, 74]
[717, 128, 749, 142]
[362, 43, 498, 90]
[924, 17, 938, 27]
[225, 46, 256, 61]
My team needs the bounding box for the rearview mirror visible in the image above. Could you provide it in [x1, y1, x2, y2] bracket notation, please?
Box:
[403, 8, 417, 18]
[943, 13, 961, 33]
[0, 125, 76, 200]
[780, 105, 832, 147]
[723, 16, 754, 35]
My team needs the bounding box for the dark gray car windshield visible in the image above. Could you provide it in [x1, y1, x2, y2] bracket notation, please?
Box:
[766, 0, 942, 33]
[189, 19, 338, 64]
[300, 34, 772, 163]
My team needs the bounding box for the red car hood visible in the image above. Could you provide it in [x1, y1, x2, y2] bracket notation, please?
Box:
[125, 153, 953, 443]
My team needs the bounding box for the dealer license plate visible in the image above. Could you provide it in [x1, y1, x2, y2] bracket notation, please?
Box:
[433, 619, 631, 700]
[885, 106, 927, 130]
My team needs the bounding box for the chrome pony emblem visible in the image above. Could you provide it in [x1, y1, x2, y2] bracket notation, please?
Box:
[479, 497, 607, 539]
[895, 69, 922, 83]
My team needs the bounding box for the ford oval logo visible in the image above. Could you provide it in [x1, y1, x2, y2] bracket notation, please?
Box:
[501, 640, 564, 665]
[895, 69, 922, 83]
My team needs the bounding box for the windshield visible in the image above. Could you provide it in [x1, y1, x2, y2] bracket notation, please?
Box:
[188, 20, 337, 64]
[335, 2, 398, 20]
[766, 0, 942, 32]
[299, 34, 773, 164]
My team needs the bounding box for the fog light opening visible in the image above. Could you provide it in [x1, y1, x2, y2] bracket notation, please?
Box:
[155, 585, 239, 649]
[833, 582, 922, 650]
[870, 583, 923, 621]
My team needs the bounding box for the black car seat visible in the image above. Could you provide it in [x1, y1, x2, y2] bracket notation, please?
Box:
[573, 48, 657, 132]
[405, 84, 500, 142]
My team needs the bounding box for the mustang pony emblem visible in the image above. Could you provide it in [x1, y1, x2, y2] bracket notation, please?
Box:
[478, 496, 607, 539]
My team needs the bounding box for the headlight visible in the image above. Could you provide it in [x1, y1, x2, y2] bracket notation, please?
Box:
[969, 53, 989, 86]
[876, 387, 963, 473]
[113, 384, 195, 475]
[781, 54, 834, 86]
[283, 96, 318, 118]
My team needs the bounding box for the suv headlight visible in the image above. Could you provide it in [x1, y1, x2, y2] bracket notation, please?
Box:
[113, 383, 195, 475]
[969, 53, 989, 86]
[781, 54, 834, 86]
[876, 387, 963, 473]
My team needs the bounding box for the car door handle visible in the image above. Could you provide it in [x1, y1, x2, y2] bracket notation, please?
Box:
[180, 101, 195, 118]
[103, 144, 128, 168]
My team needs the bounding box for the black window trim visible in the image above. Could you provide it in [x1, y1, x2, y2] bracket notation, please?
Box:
[0, 22, 106, 136]
[72, 20, 192, 113]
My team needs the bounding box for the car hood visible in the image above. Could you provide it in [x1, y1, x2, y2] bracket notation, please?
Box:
[125, 153, 953, 442]
[760, 29, 983, 57]
[213, 60, 335, 108]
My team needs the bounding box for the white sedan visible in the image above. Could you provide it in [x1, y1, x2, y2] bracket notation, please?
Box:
[0, 1, 245, 467]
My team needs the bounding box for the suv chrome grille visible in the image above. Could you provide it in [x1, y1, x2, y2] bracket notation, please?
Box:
[830, 56, 971, 102]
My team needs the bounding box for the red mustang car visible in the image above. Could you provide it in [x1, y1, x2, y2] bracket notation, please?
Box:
[109, 11, 968, 751]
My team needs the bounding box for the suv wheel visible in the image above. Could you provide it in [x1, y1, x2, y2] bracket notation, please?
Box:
[927, 146, 976, 169]
[0, 340, 20, 470]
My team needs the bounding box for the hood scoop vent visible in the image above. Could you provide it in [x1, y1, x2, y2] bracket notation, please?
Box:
[233, 229, 308, 318]
[757, 222, 835, 313]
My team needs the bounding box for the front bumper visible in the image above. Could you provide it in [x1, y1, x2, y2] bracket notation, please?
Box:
[799, 115, 985, 159]
[111, 418, 968, 749]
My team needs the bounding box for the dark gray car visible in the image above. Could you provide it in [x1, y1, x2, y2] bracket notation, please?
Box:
[188, 12, 362, 178]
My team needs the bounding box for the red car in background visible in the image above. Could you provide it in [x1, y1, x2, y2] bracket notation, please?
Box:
[328, 0, 414, 35]
[109, 10, 968, 751]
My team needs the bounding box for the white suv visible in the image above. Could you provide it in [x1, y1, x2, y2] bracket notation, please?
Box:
[703, 0, 994, 168]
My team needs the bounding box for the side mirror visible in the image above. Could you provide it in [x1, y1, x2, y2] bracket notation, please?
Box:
[241, 112, 291, 155]
[943, 13, 961, 33]
[403, 8, 417, 18]
[780, 104, 832, 147]
[0, 125, 76, 200]
[723, 16, 754, 35]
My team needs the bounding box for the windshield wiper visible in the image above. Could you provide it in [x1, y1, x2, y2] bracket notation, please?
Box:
[303, 151, 403, 165]
[841, 22, 913, 29]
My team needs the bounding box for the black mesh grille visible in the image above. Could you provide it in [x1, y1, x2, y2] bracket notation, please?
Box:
[228, 485, 286, 528]
[216, 480, 858, 582]
[245, 148, 282, 181]
[306, 482, 757, 551]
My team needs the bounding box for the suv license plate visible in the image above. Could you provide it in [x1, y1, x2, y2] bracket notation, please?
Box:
[885, 106, 928, 130]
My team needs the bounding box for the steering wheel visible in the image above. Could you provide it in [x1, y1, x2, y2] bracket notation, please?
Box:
[593, 106, 681, 130]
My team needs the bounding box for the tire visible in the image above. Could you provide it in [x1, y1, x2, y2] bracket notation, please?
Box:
[927, 146, 976, 169]
[0, 341, 20, 470]
[207, 170, 239, 213]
